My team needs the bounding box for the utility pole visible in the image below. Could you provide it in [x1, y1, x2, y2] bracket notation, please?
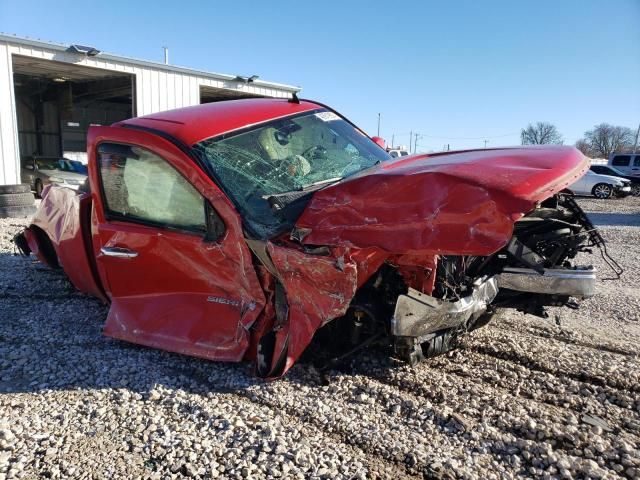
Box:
[377, 113, 381, 137]
[391, 134, 395, 149]
[163, 46, 169, 65]
[409, 131, 413, 153]
[634, 123, 640, 153]
[414, 134, 419, 153]
[483, 140, 488, 148]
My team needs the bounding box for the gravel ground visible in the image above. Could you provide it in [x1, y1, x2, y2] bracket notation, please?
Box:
[0, 197, 639, 479]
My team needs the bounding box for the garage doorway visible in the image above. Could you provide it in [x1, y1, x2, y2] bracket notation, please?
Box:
[12, 55, 134, 164]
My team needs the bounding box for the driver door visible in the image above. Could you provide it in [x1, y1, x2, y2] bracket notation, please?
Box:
[88, 126, 265, 362]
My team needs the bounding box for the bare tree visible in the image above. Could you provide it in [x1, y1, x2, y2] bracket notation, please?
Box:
[583, 123, 634, 158]
[521, 122, 563, 145]
[575, 139, 593, 157]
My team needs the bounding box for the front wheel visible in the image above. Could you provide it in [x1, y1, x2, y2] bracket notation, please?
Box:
[631, 184, 640, 197]
[592, 183, 613, 199]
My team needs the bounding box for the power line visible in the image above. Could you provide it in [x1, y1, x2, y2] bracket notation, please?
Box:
[391, 131, 519, 140]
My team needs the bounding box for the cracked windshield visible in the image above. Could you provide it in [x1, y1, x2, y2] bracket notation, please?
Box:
[195, 109, 390, 237]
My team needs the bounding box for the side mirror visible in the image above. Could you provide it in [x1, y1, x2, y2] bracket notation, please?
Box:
[24, 164, 34, 170]
[371, 136, 386, 149]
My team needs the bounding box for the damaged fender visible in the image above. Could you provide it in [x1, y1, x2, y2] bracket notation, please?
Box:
[257, 243, 359, 377]
[17, 186, 106, 301]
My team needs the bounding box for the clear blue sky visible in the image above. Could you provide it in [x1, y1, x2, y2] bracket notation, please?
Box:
[1, 0, 638, 151]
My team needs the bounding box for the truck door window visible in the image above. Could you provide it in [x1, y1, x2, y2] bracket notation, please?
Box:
[634, 156, 640, 167]
[97, 143, 207, 233]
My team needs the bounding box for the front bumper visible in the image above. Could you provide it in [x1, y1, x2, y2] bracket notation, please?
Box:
[391, 276, 499, 338]
[615, 185, 631, 197]
[391, 266, 597, 340]
[496, 266, 596, 299]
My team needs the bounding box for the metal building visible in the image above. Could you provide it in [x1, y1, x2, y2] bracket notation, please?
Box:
[0, 33, 300, 186]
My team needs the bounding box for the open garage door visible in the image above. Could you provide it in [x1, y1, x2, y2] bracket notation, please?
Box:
[12, 55, 134, 164]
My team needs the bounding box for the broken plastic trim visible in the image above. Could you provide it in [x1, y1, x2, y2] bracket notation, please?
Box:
[391, 277, 499, 338]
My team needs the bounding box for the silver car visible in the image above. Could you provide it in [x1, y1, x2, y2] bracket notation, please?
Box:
[568, 170, 631, 199]
[21, 157, 88, 197]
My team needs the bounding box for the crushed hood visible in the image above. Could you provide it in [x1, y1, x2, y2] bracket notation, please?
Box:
[294, 146, 588, 255]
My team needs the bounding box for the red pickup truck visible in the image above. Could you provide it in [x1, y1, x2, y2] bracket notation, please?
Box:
[15, 98, 605, 377]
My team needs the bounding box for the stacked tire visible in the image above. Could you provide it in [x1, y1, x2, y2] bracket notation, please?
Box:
[0, 184, 36, 218]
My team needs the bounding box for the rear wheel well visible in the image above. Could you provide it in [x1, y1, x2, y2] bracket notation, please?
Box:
[30, 226, 59, 268]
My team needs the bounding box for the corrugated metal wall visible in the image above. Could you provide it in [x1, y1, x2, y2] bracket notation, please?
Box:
[16, 98, 61, 158]
[0, 43, 20, 185]
[0, 37, 296, 185]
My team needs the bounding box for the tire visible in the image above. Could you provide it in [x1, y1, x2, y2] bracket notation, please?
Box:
[0, 192, 34, 207]
[631, 184, 640, 197]
[0, 183, 30, 194]
[0, 204, 36, 218]
[35, 179, 43, 198]
[592, 183, 613, 199]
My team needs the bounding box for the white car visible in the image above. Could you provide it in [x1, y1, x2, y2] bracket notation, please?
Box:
[387, 148, 409, 158]
[568, 170, 631, 199]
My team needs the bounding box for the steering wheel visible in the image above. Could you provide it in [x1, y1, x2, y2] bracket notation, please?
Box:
[301, 145, 327, 160]
[281, 155, 311, 178]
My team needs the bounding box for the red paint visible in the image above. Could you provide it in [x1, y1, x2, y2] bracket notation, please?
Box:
[18, 98, 590, 378]
[296, 146, 588, 255]
[265, 243, 358, 375]
[87, 126, 266, 362]
[116, 98, 320, 145]
[25, 186, 106, 301]
[371, 136, 386, 149]
[391, 254, 438, 295]
[243, 266, 277, 363]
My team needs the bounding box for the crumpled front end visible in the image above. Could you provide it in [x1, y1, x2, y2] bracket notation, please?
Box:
[377, 194, 607, 367]
[255, 147, 612, 377]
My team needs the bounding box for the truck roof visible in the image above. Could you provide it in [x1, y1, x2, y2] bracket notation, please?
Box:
[115, 98, 321, 146]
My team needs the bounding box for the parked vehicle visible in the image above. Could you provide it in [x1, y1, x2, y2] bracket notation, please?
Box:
[14, 98, 613, 378]
[608, 153, 640, 176]
[590, 164, 640, 196]
[68, 159, 89, 175]
[21, 156, 88, 197]
[567, 170, 631, 198]
[387, 148, 410, 158]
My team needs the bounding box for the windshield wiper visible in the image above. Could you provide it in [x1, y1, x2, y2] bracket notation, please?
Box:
[299, 176, 343, 191]
[261, 177, 344, 204]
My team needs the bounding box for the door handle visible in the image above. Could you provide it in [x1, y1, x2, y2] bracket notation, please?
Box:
[100, 246, 139, 258]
